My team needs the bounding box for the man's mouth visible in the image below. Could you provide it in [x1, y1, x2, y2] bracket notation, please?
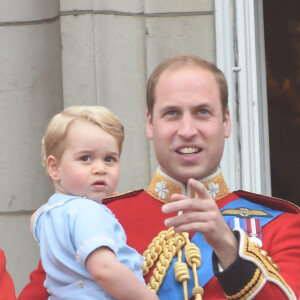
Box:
[177, 147, 201, 154]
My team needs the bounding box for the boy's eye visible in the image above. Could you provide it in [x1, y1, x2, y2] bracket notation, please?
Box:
[105, 156, 115, 163]
[81, 155, 91, 162]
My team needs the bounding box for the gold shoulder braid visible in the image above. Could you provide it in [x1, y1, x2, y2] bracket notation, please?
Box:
[143, 228, 203, 300]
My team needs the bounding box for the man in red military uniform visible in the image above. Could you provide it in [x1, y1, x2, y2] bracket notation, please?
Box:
[19, 55, 300, 299]
[0, 249, 16, 300]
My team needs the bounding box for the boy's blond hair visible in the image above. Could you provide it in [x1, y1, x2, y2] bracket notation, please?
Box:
[42, 106, 124, 167]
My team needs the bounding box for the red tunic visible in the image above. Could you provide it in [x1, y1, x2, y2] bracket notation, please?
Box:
[105, 190, 300, 300]
[18, 172, 300, 300]
[0, 249, 16, 300]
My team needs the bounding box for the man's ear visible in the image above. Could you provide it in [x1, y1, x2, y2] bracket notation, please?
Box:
[224, 107, 231, 138]
[46, 155, 60, 181]
[146, 111, 153, 140]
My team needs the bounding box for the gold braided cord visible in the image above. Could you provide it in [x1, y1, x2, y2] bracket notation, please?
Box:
[175, 249, 189, 300]
[184, 235, 203, 300]
[143, 227, 176, 275]
[185, 242, 202, 268]
[143, 228, 204, 299]
[147, 232, 186, 292]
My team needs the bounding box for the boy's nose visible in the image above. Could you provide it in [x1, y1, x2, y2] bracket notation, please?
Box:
[93, 161, 106, 174]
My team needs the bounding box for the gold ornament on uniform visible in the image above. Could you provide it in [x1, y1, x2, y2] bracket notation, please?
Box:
[147, 169, 230, 204]
[143, 228, 203, 300]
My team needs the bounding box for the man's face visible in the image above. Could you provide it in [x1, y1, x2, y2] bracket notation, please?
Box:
[146, 66, 231, 183]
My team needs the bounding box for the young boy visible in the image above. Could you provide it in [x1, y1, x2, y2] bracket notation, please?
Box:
[33, 106, 158, 300]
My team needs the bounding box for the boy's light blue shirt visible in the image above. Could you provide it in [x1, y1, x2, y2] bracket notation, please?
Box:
[33, 193, 145, 300]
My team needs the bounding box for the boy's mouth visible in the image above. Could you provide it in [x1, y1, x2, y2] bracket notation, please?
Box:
[92, 180, 106, 189]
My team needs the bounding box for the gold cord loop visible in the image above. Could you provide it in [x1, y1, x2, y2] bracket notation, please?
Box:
[175, 249, 189, 300]
[143, 228, 203, 299]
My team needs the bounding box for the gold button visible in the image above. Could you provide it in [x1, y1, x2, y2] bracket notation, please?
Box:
[259, 249, 280, 271]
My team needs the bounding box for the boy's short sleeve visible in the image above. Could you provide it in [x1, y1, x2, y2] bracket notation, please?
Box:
[70, 200, 121, 265]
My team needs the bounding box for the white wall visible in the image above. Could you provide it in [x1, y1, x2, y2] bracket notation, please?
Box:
[0, 0, 217, 295]
[0, 0, 63, 295]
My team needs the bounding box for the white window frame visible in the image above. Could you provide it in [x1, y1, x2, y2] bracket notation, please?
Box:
[215, 0, 271, 195]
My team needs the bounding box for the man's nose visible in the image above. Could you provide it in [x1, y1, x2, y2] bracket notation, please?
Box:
[177, 114, 198, 138]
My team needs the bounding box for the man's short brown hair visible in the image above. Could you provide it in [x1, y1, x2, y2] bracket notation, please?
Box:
[147, 55, 228, 117]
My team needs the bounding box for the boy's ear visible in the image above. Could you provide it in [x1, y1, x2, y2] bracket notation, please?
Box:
[46, 155, 60, 181]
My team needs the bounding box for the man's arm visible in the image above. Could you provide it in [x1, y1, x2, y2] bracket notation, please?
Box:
[162, 178, 299, 299]
[162, 178, 238, 269]
[86, 247, 158, 300]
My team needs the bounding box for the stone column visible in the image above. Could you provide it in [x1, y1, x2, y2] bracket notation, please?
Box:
[0, 0, 63, 294]
[0, 0, 216, 294]
[144, 0, 215, 174]
[59, 0, 215, 192]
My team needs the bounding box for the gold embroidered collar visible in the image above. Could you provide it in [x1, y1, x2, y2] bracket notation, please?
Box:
[147, 168, 229, 203]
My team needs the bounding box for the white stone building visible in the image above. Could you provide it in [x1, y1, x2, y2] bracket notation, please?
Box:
[1, 0, 299, 295]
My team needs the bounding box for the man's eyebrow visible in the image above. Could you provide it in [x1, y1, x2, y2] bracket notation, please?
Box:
[160, 104, 179, 111]
[194, 102, 215, 110]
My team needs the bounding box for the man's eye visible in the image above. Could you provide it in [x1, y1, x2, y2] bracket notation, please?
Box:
[105, 156, 115, 163]
[165, 110, 177, 116]
[199, 109, 209, 115]
[81, 155, 91, 162]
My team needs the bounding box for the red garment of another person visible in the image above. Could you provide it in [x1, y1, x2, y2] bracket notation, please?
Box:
[0, 249, 16, 300]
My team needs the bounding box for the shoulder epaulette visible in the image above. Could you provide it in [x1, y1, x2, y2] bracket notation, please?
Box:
[234, 190, 300, 213]
[103, 189, 144, 204]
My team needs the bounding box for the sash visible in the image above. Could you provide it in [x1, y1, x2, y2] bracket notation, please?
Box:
[157, 198, 283, 300]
